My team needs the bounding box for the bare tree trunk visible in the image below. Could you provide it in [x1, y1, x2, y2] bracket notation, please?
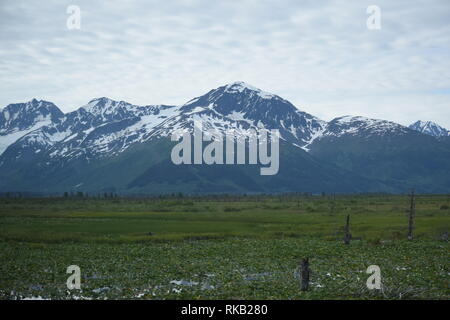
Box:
[330, 193, 335, 214]
[344, 214, 351, 245]
[408, 190, 415, 241]
[300, 258, 310, 291]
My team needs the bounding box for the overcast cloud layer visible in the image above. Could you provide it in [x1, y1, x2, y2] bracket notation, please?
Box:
[1, 0, 449, 127]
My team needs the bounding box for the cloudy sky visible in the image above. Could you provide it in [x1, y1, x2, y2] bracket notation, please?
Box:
[1, 0, 449, 127]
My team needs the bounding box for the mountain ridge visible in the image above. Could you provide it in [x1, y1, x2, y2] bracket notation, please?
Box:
[0, 82, 449, 194]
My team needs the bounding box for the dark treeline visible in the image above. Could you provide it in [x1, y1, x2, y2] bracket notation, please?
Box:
[1, 190, 447, 202]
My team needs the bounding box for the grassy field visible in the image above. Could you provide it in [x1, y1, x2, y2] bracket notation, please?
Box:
[0, 194, 449, 299]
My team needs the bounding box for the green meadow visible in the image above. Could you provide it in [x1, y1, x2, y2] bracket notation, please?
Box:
[0, 194, 449, 299]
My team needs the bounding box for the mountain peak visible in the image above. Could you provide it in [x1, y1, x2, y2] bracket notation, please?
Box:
[2, 99, 62, 115]
[87, 97, 117, 105]
[0, 99, 64, 154]
[83, 97, 124, 114]
[409, 120, 449, 137]
[225, 81, 258, 90]
[223, 81, 276, 99]
[26, 98, 56, 107]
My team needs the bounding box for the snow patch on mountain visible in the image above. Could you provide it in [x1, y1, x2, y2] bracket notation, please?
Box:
[224, 82, 276, 99]
[300, 127, 325, 151]
[0, 119, 52, 155]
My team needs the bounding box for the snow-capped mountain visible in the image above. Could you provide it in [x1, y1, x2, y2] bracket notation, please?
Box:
[306, 114, 450, 193]
[2, 98, 179, 162]
[155, 82, 325, 146]
[301, 115, 412, 151]
[1, 82, 449, 194]
[409, 120, 450, 138]
[0, 82, 325, 164]
[324, 116, 410, 136]
[0, 99, 63, 155]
